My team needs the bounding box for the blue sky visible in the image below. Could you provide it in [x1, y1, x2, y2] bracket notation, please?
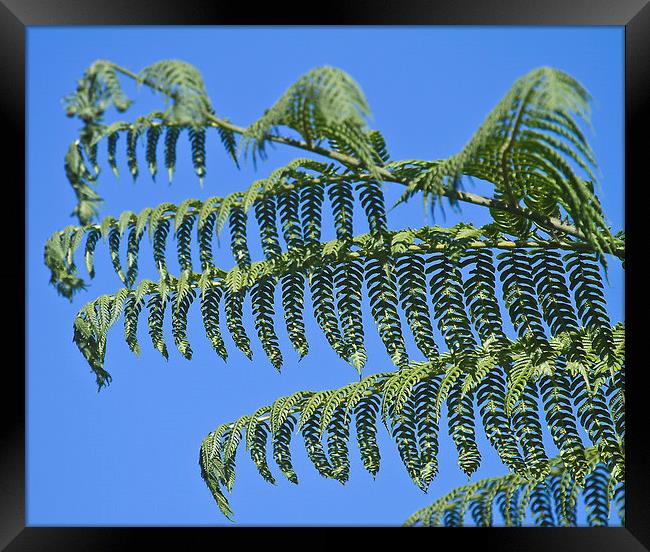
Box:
[27, 27, 624, 526]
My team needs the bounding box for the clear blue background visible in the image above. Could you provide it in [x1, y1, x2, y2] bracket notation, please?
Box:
[27, 27, 624, 526]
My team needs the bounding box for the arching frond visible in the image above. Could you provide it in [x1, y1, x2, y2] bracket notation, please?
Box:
[198, 325, 623, 517]
[64, 219, 614, 383]
[404, 447, 622, 527]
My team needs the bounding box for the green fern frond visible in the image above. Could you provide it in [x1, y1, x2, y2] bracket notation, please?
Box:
[394, 67, 614, 255]
[62, 221, 616, 377]
[334, 259, 367, 375]
[395, 252, 439, 360]
[197, 326, 622, 518]
[63, 59, 132, 121]
[404, 447, 621, 527]
[366, 255, 409, 368]
[138, 60, 213, 125]
[51, 61, 624, 525]
[242, 66, 378, 171]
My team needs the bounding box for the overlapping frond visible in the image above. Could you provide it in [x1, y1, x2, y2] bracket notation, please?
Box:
[404, 447, 623, 527]
[198, 325, 623, 518]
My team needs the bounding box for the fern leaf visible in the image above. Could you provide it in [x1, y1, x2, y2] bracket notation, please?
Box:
[395, 253, 438, 360]
[224, 287, 252, 360]
[365, 255, 409, 368]
[251, 277, 283, 370]
[334, 259, 366, 374]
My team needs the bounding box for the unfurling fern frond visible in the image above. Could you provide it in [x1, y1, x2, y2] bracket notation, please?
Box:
[404, 447, 622, 527]
[63, 59, 132, 121]
[138, 60, 213, 125]
[394, 67, 615, 255]
[242, 66, 379, 173]
[197, 325, 622, 518]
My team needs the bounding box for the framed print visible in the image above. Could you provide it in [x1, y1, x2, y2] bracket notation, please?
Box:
[5, 0, 647, 547]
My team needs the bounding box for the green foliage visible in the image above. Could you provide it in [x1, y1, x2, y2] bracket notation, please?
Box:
[242, 66, 377, 171]
[48, 59, 624, 525]
[404, 447, 623, 527]
[395, 67, 614, 255]
[199, 325, 623, 517]
[59, 217, 611, 386]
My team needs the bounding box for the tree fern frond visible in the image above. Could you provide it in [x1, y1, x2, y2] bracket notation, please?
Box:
[62, 221, 615, 378]
[51, 60, 624, 526]
[393, 67, 614, 255]
[197, 326, 622, 517]
[404, 446, 620, 527]
[138, 59, 213, 125]
[242, 66, 376, 171]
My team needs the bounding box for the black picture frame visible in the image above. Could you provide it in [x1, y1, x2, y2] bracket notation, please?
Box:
[5, 0, 646, 547]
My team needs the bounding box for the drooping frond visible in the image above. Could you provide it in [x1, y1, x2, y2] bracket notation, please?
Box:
[403, 447, 623, 527]
[47, 159, 348, 297]
[198, 325, 623, 517]
[83, 111, 237, 185]
[64, 217, 613, 383]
